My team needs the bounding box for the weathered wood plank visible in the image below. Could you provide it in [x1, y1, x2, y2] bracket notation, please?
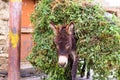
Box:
[21, 27, 33, 34]
[8, 0, 22, 80]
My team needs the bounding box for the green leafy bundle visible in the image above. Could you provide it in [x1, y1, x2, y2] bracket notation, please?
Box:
[27, 0, 120, 79]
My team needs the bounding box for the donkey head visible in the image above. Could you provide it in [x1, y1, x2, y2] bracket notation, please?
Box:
[50, 22, 74, 68]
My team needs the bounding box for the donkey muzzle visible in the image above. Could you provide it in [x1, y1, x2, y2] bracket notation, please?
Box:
[58, 55, 68, 68]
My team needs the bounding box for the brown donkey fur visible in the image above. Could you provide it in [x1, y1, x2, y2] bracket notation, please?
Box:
[50, 22, 79, 80]
[50, 22, 90, 80]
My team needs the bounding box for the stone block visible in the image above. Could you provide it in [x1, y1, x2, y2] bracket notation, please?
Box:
[0, 39, 6, 45]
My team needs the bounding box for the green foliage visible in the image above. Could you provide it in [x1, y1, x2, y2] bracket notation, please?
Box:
[27, 0, 120, 79]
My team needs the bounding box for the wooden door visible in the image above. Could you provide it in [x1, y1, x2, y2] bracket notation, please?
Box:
[21, 0, 35, 59]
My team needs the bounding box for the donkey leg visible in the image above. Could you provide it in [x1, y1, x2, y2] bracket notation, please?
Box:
[86, 65, 90, 79]
[72, 59, 78, 80]
[71, 55, 79, 80]
[87, 69, 90, 79]
[81, 59, 86, 78]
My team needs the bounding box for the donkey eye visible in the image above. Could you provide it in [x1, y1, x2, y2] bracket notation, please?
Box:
[56, 46, 59, 49]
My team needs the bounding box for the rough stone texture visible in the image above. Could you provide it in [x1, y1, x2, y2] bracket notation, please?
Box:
[94, 0, 120, 17]
[0, 0, 9, 53]
[0, 0, 9, 73]
[94, 0, 120, 8]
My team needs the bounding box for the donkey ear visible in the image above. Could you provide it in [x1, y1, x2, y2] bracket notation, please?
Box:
[66, 22, 74, 34]
[50, 22, 58, 35]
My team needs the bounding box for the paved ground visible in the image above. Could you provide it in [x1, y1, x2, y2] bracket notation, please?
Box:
[0, 61, 46, 80]
[0, 61, 92, 80]
[0, 62, 116, 80]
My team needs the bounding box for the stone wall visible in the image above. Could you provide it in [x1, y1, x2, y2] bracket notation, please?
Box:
[0, 0, 9, 54]
[94, 0, 120, 17]
[0, 0, 9, 71]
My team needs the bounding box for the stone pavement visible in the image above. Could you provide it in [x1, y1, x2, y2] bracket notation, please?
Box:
[0, 61, 47, 80]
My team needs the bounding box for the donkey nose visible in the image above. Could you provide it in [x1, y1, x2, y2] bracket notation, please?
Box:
[59, 62, 66, 68]
[58, 56, 68, 68]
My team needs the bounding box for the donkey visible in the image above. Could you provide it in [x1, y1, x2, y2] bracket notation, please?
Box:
[50, 22, 90, 80]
